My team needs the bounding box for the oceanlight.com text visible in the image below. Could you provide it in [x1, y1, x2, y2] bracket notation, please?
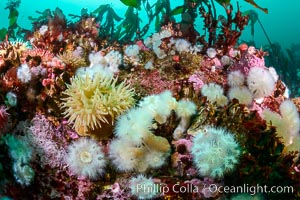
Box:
[208, 184, 294, 195]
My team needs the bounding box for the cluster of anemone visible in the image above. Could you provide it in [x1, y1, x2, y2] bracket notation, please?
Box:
[88, 50, 123, 73]
[226, 66, 277, 106]
[143, 29, 172, 59]
[109, 90, 197, 172]
[143, 29, 202, 59]
[109, 91, 174, 172]
[63, 90, 196, 178]
[227, 70, 253, 105]
[60, 72, 135, 136]
[226, 46, 277, 104]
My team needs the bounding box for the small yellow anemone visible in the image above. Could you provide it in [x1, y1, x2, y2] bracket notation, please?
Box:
[61, 73, 135, 136]
[57, 50, 86, 69]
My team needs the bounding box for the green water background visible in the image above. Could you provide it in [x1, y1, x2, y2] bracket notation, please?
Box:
[0, 0, 299, 49]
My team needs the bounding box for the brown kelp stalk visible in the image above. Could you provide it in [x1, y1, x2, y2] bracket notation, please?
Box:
[198, 2, 248, 53]
[215, 3, 248, 53]
[198, 3, 217, 48]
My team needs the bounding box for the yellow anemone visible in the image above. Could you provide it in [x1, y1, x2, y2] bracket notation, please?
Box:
[61, 73, 135, 136]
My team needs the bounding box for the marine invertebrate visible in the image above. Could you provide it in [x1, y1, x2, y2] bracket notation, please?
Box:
[3, 134, 33, 164]
[220, 55, 232, 66]
[21, 48, 54, 65]
[139, 90, 177, 124]
[65, 137, 106, 179]
[87, 50, 122, 74]
[247, 67, 276, 99]
[5, 91, 17, 107]
[0, 40, 29, 62]
[57, 50, 86, 70]
[110, 91, 174, 172]
[129, 174, 159, 200]
[104, 50, 123, 73]
[17, 63, 32, 83]
[39, 25, 48, 35]
[115, 107, 153, 145]
[175, 38, 191, 53]
[231, 49, 265, 75]
[144, 61, 154, 70]
[0, 105, 9, 131]
[201, 83, 228, 107]
[88, 52, 106, 67]
[136, 133, 170, 171]
[228, 86, 253, 105]
[108, 138, 141, 171]
[125, 44, 140, 63]
[144, 29, 172, 49]
[206, 48, 217, 58]
[61, 73, 135, 135]
[227, 70, 245, 87]
[173, 99, 197, 140]
[2, 2, 300, 199]
[3, 133, 35, 186]
[262, 100, 300, 150]
[109, 131, 171, 172]
[75, 64, 113, 80]
[13, 162, 35, 186]
[144, 29, 171, 59]
[191, 126, 240, 178]
[188, 74, 204, 93]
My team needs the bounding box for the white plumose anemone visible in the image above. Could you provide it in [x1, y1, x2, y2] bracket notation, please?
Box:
[206, 47, 217, 58]
[201, 83, 228, 106]
[227, 70, 245, 87]
[115, 107, 153, 145]
[228, 86, 253, 105]
[65, 137, 106, 179]
[191, 126, 240, 178]
[173, 99, 197, 139]
[247, 67, 276, 99]
[17, 63, 32, 83]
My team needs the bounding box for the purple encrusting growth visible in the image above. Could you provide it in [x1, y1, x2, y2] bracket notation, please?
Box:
[230, 46, 266, 75]
[28, 114, 67, 168]
[188, 74, 204, 93]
